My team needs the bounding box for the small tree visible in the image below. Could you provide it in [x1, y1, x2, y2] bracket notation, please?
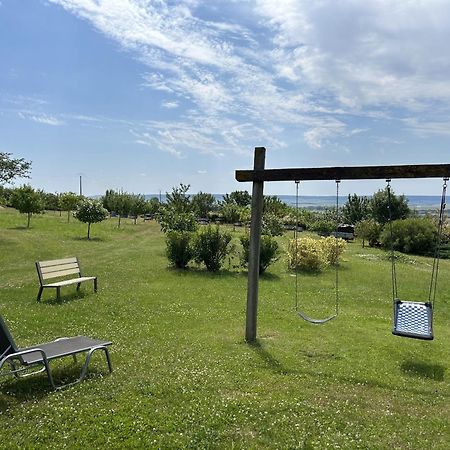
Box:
[110, 191, 133, 227]
[263, 195, 289, 217]
[129, 194, 147, 224]
[60, 192, 81, 222]
[355, 219, 382, 247]
[10, 184, 44, 227]
[74, 199, 108, 239]
[342, 194, 370, 224]
[370, 188, 410, 225]
[41, 191, 60, 211]
[145, 197, 160, 216]
[0, 152, 31, 185]
[191, 192, 217, 218]
[222, 190, 251, 207]
[166, 183, 192, 213]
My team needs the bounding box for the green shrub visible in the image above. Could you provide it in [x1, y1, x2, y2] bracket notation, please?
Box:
[194, 226, 232, 272]
[240, 234, 280, 274]
[157, 208, 198, 233]
[165, 231, 194, 269]
[262, 212, 284, 237]
[380, 217, 437, 255]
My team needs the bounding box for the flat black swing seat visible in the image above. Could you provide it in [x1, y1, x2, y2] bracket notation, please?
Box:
[392, 299, 433, 340]
[297, 311, 337, 324]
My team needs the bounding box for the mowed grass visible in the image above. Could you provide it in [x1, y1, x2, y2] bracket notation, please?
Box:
[1, 207, 450, 449]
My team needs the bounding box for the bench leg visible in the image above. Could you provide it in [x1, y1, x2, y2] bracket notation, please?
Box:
[56, 287, 61, 300]
[94, 278, 98, 293]
[76, 283, 81, 291]
[37, 286, 44, 302]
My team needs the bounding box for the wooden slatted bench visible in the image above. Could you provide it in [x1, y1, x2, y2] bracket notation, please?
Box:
[36, 257, 97, 302]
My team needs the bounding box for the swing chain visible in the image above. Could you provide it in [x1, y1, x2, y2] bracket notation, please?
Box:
[428, 177, 449, 306]
[335, 180, 341, 316]
[386, 179, 398, 300]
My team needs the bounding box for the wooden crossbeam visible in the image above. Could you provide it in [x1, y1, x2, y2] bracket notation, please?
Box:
[236, 163, 450, 182]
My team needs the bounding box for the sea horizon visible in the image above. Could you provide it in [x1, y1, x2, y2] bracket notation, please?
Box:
[141, 194, 444, 212]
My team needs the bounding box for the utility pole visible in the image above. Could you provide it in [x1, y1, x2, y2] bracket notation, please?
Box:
[79, 175, 83, 196]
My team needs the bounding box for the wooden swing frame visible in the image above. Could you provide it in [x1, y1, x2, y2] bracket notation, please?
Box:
[235, 147, 450, 343]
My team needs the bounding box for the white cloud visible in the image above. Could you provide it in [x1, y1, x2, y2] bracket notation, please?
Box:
[47, 0, 450, 152]
[19, 111, 64, 126]
[256, 0, 450, 111]
[161, 101, 179, 109]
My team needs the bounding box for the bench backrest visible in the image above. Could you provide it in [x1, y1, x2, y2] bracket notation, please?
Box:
[0, 314, 19, 360]
[36, 257, 81, 285]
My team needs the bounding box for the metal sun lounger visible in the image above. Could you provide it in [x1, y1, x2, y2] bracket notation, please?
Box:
[0, 314, 112, 390]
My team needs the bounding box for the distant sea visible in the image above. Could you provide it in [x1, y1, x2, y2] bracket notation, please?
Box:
[146, 194, 444, 214]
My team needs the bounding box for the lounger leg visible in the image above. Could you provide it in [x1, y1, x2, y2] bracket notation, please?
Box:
[94, 278, 98, 292]
[78, 346, 112, 383]
[42, 359, 56, 390]
[37, 286, 44, 302]
[56, 287, 61, 300]
[104, 347, 113, 373]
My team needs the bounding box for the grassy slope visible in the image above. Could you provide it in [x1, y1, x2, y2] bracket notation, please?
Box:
[1, 208, 450, 449]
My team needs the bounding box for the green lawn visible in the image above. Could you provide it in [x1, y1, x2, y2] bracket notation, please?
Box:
[1, 207, 450, 449]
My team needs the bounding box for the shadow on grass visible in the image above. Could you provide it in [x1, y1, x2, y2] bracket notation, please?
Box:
[244, 341, 450, 397]
[72, 236, 105, 242]
[400, 360, 446, 381]
[167, 266, 281, 281]
[39, 291, 88, 305]
[0, 365, 109, 405]
[7, 226, 29, 230]
[247, 340, 291, 375]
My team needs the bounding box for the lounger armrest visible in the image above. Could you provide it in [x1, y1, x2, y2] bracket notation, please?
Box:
[0, 347, 49, 369]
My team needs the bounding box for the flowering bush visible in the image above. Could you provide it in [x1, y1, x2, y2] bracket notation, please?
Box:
[287, 236, 346, 272]
[321, 236, 347, 265]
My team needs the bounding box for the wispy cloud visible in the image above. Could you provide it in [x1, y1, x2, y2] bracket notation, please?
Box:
[46, 0, 450, 152]
[161, 101, 179, 109]
[19, 111, 64, 126]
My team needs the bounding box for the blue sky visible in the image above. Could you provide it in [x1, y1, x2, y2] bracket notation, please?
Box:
[1, 0, 450, 196]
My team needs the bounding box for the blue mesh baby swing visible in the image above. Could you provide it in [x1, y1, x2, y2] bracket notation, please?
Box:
[387, 178, 448, 340]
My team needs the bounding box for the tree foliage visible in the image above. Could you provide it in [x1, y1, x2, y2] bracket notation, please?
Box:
[370, 188, 410, 225]
[10, 184, 44, 227]
[222, 190, 251, 208]
[60, 192, 81, 222]
[380, 217, 438, 255]
[240, 234, 280, 274]
[355, 219, 382, 247]
[0, 152, 32, 185]
[193, 226, 232, 272]
[166, 183, 192, 213]
[129, 194, 147, 224]
[342, 194, 370, 224]
[157, 184, 197, 232]
[191, 192, 217, 218]
[74, 199, 108, 239]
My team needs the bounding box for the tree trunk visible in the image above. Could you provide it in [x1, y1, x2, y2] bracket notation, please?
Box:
[87, 222, 91, 240]
[118, 215, 121, 228]
[27, 213, 31, 228]
[67, 210, 70, 223]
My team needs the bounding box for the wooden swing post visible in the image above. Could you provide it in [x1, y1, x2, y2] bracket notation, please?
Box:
[236, 147, 450, 343]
